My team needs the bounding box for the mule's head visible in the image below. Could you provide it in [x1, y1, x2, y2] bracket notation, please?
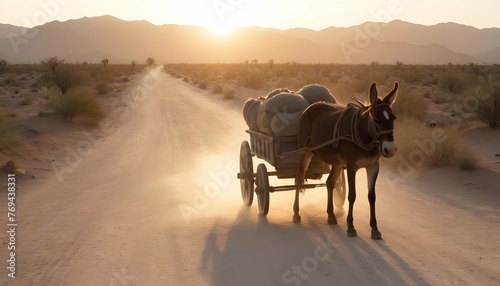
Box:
[368, 82, 398, 158]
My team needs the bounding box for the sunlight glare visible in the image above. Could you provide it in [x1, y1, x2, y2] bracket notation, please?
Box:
[207, 23, 237, 36]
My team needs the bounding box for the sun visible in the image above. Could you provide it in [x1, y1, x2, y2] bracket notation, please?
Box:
[207, 23, 236, 35]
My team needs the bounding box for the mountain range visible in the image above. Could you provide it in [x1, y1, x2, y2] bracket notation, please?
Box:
[0, 16, 499, 64]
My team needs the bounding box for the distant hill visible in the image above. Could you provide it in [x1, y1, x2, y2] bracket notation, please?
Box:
[0, 16, 498, 64]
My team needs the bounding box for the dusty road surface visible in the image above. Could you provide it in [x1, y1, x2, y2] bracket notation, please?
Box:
[1, 68, 499, 285]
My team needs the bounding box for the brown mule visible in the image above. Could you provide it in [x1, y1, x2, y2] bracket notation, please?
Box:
[294, 82, 398, 239]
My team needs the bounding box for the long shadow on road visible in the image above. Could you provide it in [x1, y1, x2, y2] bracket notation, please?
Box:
[200, 206, 431, 286]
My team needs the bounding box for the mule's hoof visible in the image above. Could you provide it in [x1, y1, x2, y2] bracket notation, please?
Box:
[293, 214, 301, 223]
[327, 216, 338, 225]
[371, 230, 382, 240]
[346, 228, 357, 237]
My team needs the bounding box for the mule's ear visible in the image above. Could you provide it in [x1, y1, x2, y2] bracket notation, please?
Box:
[383, 81, 398, 105]
[369, 82, 378, 106]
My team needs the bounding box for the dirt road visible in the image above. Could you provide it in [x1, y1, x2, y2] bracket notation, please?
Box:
[1, 68, 499, 285]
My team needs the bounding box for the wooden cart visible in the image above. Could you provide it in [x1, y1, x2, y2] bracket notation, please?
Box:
[237, 130, 346, 215]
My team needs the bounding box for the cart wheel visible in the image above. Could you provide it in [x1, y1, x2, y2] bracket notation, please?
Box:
[239, 141, 254, 206]
[256, 164, 270, 216]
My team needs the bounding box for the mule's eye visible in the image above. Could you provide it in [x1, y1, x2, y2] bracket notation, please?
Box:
[373, 118, 380, 124]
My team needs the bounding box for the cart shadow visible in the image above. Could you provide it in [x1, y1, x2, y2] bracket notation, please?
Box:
[199, 206, 430, 286]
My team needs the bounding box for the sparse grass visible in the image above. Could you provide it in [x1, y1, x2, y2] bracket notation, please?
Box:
[392, 85, 429, 120]
[388, 117, 472, 169]
[47, 88, 105, 124]
[434, 93, 451, 104]
[19, 97, 35, 106]
[0, 109, 22, 152]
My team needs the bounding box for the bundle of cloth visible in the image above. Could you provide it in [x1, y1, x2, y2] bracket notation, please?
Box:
[243, 84, 337, 136]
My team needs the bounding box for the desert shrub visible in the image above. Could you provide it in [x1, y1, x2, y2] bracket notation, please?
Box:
[387, 117, 470, 169]
[458, 151, 478, 171]
[237, 68, 267, 89]
[197, 82, 208, 90]
[47, 88, 105, 124]
[212, 85, 223, 94]
[391, 84, 429, 120]
[95, 81, 112, 95]
[438, 70, 465, 93]
[223, 89, 235, 99]
[45, 64, 93, 94]
[470, 80, 500, 128]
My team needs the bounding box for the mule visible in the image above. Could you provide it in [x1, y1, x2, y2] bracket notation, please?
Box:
[294, 82, 398, 239]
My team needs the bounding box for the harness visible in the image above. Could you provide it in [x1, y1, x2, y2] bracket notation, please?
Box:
[283, 102, 393, 157]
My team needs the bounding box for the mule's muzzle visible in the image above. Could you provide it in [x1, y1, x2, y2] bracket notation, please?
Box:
[381, 141, 397, 158]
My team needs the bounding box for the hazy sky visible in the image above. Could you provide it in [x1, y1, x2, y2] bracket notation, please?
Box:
[1, 0, 498, 33]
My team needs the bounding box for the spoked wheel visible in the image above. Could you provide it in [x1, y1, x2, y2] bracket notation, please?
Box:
[239, 141, 254, 206]
[256, 164, 270, 216]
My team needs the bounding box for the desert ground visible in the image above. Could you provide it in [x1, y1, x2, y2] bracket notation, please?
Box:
[0, 65, 499, 285]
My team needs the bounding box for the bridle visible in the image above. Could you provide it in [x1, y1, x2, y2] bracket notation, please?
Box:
[367, 103, 395, 141]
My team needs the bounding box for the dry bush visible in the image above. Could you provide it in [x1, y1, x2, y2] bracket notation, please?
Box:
[223, 89, 235, 99]
[391, 84, 429, 120]
[197, 82, 208, 90]
[47, 88, 105, 124]
[95, 81, 112, 95]
[438, 70, 467, 94]
[387, 117, 473, 169]
[470, 77, 500, 128]
[44, 65, 93, 94]
[212, 85, 223, 94]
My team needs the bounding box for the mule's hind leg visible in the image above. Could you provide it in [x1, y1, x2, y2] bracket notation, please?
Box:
[326, 166, 342, 225]
[294, 151, 313, 223]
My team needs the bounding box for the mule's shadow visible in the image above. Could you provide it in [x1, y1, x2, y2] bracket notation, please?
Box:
[200, 206, 430, 286]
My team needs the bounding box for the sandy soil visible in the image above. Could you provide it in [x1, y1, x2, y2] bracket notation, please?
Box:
[0, 67, 499, 285]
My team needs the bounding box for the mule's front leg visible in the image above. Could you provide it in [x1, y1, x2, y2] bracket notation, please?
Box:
[346, 166, 358, 237]
[367, 162, 382, 240]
